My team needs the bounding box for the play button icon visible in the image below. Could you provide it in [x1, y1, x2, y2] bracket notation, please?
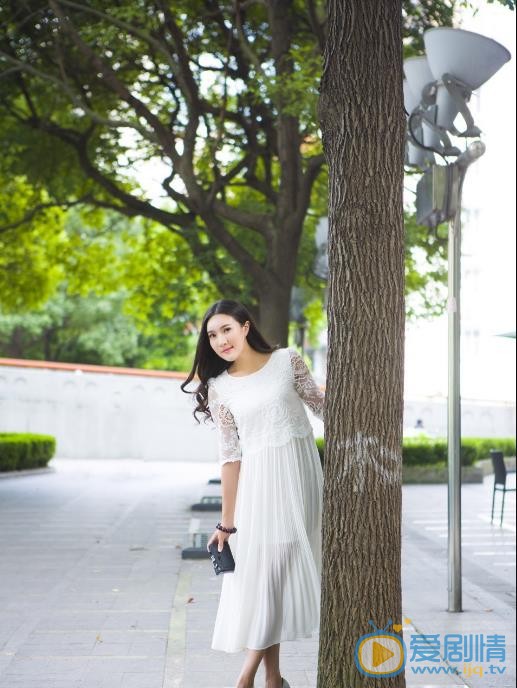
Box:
[373, 641, 395, 667]
[355, 633, 406, 677]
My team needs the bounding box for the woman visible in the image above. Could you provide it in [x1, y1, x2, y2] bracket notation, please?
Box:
[182, 299, 324, 688]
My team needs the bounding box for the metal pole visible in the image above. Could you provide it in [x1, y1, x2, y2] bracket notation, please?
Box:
[447, 165, 464, 613]
[446, 141, 485, 613]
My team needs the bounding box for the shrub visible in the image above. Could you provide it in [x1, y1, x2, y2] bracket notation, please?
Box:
[313, 436, 515, 469]
[0, 433, 56, 472]
[402, 439, 444, 466]
[461, 437, 516, 461]
[315, 437, 324, 463]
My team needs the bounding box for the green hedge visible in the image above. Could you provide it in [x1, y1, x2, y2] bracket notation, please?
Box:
[403, 437, 515, 467]
[314, 436, 515, 468]
[0, 433, 56, 472]
[461, 437, 516, 461]
[402, 440, 477, 467]
[315, 436, 324, 461]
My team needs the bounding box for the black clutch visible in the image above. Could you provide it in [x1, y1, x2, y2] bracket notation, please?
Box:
[208, 540, 235, 575]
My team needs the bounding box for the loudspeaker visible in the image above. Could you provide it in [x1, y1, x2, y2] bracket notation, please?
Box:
[424, 27, 511, 130]
[403, 56, 435, 103]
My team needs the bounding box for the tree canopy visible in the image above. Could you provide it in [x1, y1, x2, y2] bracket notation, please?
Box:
[1, 0, 488, 346]
[0, 203, 219, 368]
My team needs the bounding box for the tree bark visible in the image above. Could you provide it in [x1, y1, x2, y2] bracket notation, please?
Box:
[5, 327, 25, 359]
[318, 1, 406, 687]
[257, 278, 292, 347]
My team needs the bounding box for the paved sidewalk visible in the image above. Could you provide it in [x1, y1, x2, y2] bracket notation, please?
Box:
[180, 475, 515, 688]
[0, 459, 208, 688]
[0, 459, 515, 688]
[400, 480, 515, 688]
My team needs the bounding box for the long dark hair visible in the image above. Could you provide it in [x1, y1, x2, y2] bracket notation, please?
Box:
[181, 299, 279, 424]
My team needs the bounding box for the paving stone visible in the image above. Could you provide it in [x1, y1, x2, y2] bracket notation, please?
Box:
[0, 459, 514, 688]
[120, 672, 164, 688]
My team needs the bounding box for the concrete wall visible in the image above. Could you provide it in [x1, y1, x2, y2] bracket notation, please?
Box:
[403, 396, 516, 439]
[0, 359, 513, 461]
[0, 361, 217, 461]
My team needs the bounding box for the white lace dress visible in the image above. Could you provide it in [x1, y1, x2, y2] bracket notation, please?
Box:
[207, 346, 325, 653]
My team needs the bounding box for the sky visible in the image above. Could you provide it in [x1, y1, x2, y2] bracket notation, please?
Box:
[404, 1, 516, 402]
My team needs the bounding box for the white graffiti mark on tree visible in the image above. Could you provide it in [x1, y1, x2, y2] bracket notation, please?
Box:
[334, 432, 402, 493]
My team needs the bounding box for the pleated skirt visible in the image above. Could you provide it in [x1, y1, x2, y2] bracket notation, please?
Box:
[211, 433, 323, 653]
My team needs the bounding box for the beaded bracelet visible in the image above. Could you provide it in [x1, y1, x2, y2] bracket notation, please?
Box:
[216, 522, 237, 534]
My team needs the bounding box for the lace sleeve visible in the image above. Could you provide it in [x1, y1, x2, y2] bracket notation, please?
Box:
[207, 381, 242, 466]
[288, 349, 325, 422]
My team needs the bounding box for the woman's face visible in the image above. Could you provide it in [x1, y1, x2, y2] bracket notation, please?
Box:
[206, 314, 250, 361]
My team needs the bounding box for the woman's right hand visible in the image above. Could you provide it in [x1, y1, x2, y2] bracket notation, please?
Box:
[207, 528, 231, 553]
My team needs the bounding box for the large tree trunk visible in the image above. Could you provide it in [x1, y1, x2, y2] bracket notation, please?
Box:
[318, 1, 406, 687]
[257, 217, 301, 347]
[257, 279, 292, 347]
[6, 327, 25, 359]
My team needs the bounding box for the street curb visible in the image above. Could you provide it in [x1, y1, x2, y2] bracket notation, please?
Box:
[402, 465, 484, 484]
[0, 466, 56, 479]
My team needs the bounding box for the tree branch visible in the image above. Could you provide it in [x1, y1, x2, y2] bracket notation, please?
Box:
[0, 50, 157, 141]
[181, 230, 242, 297]
[20, 114, 194, 230]
[73, 141, 195, 229]
[153, 0, 203, 110]
[153, 0, 203, 173]
[0, 198, 85, 235]
[201, 212, 269, 287]
[55, 0, 184, 79]
[266, 0, 301, 219]
[294, 152, 326, 227]
[212, 199, 272, 237]
[48, 1, 177, 159]
[233, 0, 265, 74]
[306, 0, 326, 52]
[207, 153, 249, 204]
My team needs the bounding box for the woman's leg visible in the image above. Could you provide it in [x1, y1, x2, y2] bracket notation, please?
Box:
[236, 644, 282, 688]
[262, 643, 282, 687]
[236, 648, 266, 687]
